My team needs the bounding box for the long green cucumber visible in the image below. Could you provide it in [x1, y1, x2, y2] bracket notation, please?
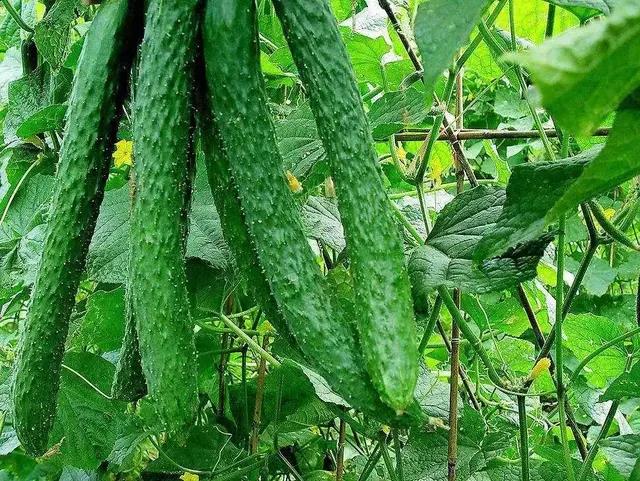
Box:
[12, 0, 142, 456]
[111, 283, 147, 401]
[112, 116, 197, 404]
[197, 113, 298, 350]
[272, 0, 418, 410]
[129, 0, 199, 431]
[111, 172, 147, 402]
[201, 0, 413, 424]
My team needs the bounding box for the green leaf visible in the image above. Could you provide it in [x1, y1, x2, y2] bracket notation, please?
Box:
[0, 2, 22, 52]
[275, 102, 327, 182]
[4, 67, 52, 143]
[550, 99, 640, 217]
[566, 255, 616, 297]
[86, 186, 130, 284]
[414, 0, 489, 103]
[186, 159, 232, 270]
[564, 313, 627, 388]
[147, 425, 249, 474]
[301, 196, 345, 254]
[541, 0, 612, 21]
[34, 0, 87, 70]
[0, 47, 23, 103]
[59, 467, 99, 481]
[88, 164, 230, 283]
[368, 88, 429, 139]
[402, 428, 484, 481]
[601, 435, 640, 478]
[51, 352, 127, 469]
[15, 103, 66, 138]
[511, 0, 640, 136]
[408, 186, 550, 299]
[474, 147, 598, 260]
[69, 287, 125, 353]
[341, 29, 388, 86]
[414, 363, 458, 420]
[600, 362, 640, 401]
[0, 427, 20, 455]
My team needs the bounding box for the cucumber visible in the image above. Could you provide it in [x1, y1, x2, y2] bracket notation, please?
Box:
[197, 113, 298, 350]
[12, 0, 142, 456]
[272, 0, 418, 410]
[111, 284, 147, 401]
[200, 0, 406, 423]
[112, 172, 147, 402]
[129, 0, 199, 431]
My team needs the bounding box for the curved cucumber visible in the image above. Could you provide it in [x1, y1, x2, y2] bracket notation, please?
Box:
[272, 0, 418, 410]
[197, 113, 298, 349]
[111, 284, 147, 401]
[12, 0, 142, 456]
[129, 0, 199, 432]
[112, 174, 147, 402]
[201, 0, 407, 423]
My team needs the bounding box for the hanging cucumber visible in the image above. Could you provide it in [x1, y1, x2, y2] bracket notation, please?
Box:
[272, 0, 418, 410]
[129, 0, 200, 431]
[111, 166, 147, 402]
[197, 112, 298, 350]
[111, 279, 147, 402]
[12, 0, 142, 456]
[200, 0, 416, 424]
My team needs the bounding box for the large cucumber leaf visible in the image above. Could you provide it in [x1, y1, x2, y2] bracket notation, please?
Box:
[474, 148, 598, 260]
[408, 186, 550, 304]
[511, 0, 640, 136]
[414, 0, 489, 103]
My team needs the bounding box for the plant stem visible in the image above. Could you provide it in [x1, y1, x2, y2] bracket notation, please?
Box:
[439, 287, 508, 391]
[456, 0, 508, 70]
[250, 337, 270, 454]
[219, 313, 280, 366]
[517, 395, 530, 481]
[555, 215, 576, 481]
[1, 0, 33, 32]
[358, 443, 383, 481]
[414, 74, 457, 184]
[589, 200, 640, 251]
[517, 286, 546, 349]
[381, 437, 399, 481]
[418, 295, 443, 355]
[392, 429, 404, 481]
[336, 419, 347, 481]
[545, 4, 557, 38]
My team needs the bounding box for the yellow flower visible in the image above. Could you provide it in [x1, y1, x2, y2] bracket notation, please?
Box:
[180, 473, 199, 481]
[113, 140, 133, 168]
[396, 145, 407, 161]
[604, 208, 616, 220]
[286, 170, 302, 193]
[528, 358, 551, 381]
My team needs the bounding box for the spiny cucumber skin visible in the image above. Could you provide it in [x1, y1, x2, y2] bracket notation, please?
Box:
[11, 0, 142, 456]
[111, 285, 147, 401]
[272, 0, 418, 411]
[201, 0, 406, 424]
[198, 114, 298, 350]
[130, 0, 199, 432]
[112, 175, 147, 402]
